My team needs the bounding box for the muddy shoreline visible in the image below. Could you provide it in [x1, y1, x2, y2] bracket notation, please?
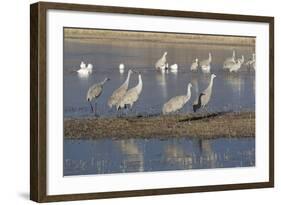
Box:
[64, 111, 255, 139]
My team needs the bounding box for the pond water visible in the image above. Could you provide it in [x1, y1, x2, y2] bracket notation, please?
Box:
[63, 40, 255, 118]
[63, 36, 255, 176]
[64, 137, 255, 176]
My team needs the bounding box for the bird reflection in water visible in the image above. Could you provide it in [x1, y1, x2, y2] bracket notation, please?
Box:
[224, 74, 245, 97]
[155, 72, 168, 99]
[198, 139, 217, 169]
[115, 139, 144, 173]
[164, 144, 193, 169]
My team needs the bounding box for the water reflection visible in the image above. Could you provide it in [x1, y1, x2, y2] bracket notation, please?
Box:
[164, 144, 193, 169]
[155, 72, 168, 99]
[224, 74, 245, 96]
[115, 139, 144, 172]
[64, 137, 255, 176]
[198, 139, 216, 168]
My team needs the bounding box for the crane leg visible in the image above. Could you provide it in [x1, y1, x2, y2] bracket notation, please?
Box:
[204, 106, 211, 116]
[94, 102, 98, 117]
[89, 101, 94, 113]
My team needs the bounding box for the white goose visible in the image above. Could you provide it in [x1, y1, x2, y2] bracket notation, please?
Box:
[200, 53, 212, 74]
[119, 63, 125, 74]
[77, 61, 93, 76]
[170, 64, 178, 73]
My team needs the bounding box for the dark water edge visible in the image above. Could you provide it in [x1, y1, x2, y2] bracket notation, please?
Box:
[63, 136, 255, 176]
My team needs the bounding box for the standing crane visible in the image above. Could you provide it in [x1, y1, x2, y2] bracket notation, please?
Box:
[108, 69, 133, 109]
[245, 53, 256, 70]
[229, 56, 244, 72]
[190, 58, 199, 71]
[193, 93, 205, 112]
[155, 52, 168, 71]
[200, 52, 212, 74]
[193, 74, 216, 112]
[116, 73, 143, 111]
[87, 77, 110, 115]
[162, 83, 192, 114]
[223, 50, 236, 70]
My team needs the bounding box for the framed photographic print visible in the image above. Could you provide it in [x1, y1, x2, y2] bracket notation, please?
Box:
[30, 1, 274, 202]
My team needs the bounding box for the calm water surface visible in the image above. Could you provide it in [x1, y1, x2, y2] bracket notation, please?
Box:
[64, 137, 255, 176]
[63, 38, 255, 176]
[63, 40, 255, 118]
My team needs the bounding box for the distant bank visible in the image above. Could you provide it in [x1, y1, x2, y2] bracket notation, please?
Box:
[64, 28, 255, 47]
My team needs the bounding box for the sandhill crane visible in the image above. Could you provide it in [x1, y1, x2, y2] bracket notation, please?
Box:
[108, 69, 133, 109]
[193, 93, 205, 112]
[116, 73, 143, 111]
[162, 83, 192, 114]
[245, 53, 256, 70]
[77, 61, 93, 76]
[200, 53, 212, 73]
[87, 77, 110, 115]
[170, 64, 178, 73]
[229, 56, 244, 72]
[193, 74, 216, 112]
[155, 52, 168, 70]
[119, 63, 125, 74]
[190, 58, 199, 71]
[160, 63, 169, 73]
[223, 50, 236, 69]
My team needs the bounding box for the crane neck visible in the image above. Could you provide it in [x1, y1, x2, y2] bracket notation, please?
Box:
[198, 93, 204, 105]
[162, 53, 167, 61]
[125, 71, 132, 83]
[208, 77, 215, 89]
[187, 85, 192, 97]
[208, 53, 212, 62]
[137, 75, 143, 91]
[101, 78, 108, 85]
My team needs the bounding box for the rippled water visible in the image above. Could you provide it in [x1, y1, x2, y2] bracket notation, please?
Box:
[63, 34, 255, 176]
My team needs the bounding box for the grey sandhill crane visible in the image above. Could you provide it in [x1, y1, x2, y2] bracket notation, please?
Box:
[162, 83, 192, 114]
[108, 69, 133, 109]
[229, 56, 244, 72]
[193, 74, 216, 112]
[116, 73, 143, 111]
[190, 58, 199, 71]
[155, 52, 168, 71]
[223, 50, 236, 70]
[245, 53, 256, 70]
[200, 52, 212, 73]
[87, 77, 110, 115]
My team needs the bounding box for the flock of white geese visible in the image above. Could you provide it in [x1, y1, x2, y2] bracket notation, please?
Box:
[79, 50, 256, 116]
